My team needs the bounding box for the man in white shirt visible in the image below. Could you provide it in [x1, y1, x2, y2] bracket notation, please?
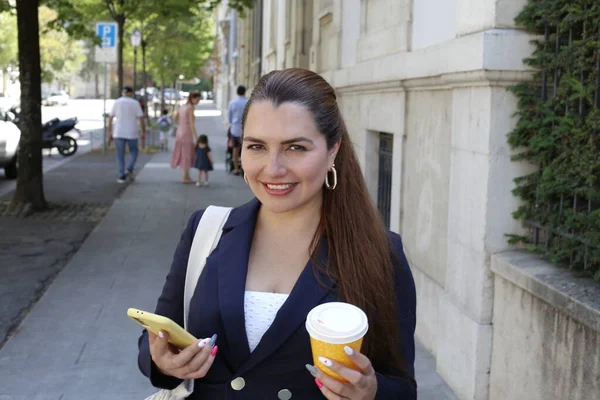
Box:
[107, 86, 146, 183]
[227, 85, 247, 175]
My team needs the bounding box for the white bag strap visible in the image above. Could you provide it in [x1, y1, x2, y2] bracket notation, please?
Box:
[183, 205, 232, 329]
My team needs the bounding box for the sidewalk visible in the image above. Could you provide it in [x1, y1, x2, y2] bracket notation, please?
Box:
[0, 103, 456, 400]
[0, 148, 154, 351]
[0, 128, 106, 198]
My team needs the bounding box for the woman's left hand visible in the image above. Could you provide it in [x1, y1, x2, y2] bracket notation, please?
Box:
[308, 347, 377, 399]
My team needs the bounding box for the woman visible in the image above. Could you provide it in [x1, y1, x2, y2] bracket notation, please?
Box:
[138, 69, 417, 399]
[170, 91, 201, 183]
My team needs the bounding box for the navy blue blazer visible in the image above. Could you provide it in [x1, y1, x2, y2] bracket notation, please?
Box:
[138, 198, 417, 399]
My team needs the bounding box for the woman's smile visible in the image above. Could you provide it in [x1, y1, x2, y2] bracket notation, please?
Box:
[262, 182, 299, 196]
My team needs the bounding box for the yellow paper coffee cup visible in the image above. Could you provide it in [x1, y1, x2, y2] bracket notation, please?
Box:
[305, 302, 369, 381]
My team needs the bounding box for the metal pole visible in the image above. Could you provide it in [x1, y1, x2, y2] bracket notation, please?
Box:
[103, 62, 108, 154]
[142, 39, 148, 122]
[133, 48, 137, 92]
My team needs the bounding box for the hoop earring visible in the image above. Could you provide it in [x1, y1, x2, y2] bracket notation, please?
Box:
[244, 173, 249, 184]
[325, 164, 337, 190]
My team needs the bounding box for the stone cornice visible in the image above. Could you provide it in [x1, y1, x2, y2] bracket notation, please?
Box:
[334, 70, 534, 94]
[330, 29, 537, 91]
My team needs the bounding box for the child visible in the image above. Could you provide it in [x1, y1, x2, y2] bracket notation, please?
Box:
[194, 134, 214, 187]
[157, 109, 172, 151]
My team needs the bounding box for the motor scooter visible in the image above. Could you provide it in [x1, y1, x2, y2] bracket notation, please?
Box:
[42, 117, 80, 156]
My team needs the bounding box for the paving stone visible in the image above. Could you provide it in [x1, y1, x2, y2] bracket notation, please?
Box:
[0, 150, 152, 350]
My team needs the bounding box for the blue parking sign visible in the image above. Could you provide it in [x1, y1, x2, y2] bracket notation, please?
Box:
[96, 23, 117, 48]
[95, 22, 118, 63]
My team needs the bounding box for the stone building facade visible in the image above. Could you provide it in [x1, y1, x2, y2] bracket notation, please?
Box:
[213, 1, 600, 400]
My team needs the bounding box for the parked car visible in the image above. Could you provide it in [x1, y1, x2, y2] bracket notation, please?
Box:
[135, 87, 157, 98]
[0, 93, 18, 113]
[151, 88, 183, 107]
[0, 110, 20, 179]
[44, 91, 70, 106]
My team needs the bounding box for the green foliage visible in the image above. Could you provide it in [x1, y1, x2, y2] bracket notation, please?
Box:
[509, 0, 600, 279]
[0, 11, 18, 71]
[128, 0, 251, 84]
[0, 6, 86, 86]
[0, 0, 12, 13]
[61, 0, 253, 91]
[39, 6, 86, 85]
[42, 0, 101, 42]
[139, 7, 215, 85]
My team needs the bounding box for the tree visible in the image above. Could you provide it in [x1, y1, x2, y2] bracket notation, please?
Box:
[101, 0, 135, 94]
[99, 0, 254, 94]
[79, 40, 102, 98]
[13, 0, 47, 210]
[143, 10, 214, 87]
[1, 0, 253, 211]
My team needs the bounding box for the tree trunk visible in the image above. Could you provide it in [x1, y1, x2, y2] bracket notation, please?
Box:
[1, 67, 7, 94]
[171, 79, 176, 114]
[13, 0, 47, 211]
[160, 77, 165, 117]
[95, 67, 99, 98]
[117, 15, 125, 94]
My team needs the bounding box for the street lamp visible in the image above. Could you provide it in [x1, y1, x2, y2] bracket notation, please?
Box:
[178, 75, 185, 103]
[130, 28, 142, 92]
[141, 35, 148, 119]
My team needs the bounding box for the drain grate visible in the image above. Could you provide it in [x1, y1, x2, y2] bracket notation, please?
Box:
[0, 201, 110, 222]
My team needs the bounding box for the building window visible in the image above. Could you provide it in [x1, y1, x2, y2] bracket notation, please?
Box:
[378, 132, 394, 229]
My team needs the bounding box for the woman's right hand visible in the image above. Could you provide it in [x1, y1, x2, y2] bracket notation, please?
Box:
[149, 330, 218, 380]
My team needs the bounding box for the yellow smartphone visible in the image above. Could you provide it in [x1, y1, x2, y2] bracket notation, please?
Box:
[127, 308, 197, 349]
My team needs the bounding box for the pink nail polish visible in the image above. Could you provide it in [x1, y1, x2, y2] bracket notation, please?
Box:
[319, 356, 332, 367]
[211, 345, 218, 357]
[315, 378, 323, 388]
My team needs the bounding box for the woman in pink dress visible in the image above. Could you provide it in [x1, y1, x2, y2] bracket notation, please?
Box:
[170, 91, 201, 183]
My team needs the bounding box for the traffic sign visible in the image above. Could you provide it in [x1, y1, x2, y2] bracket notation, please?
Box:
[95, 22, 118, 63]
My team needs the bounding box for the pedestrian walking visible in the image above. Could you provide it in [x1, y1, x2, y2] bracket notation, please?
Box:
[194, 134, 214, 187]
[157, 109, 173, 151]
[227, 85, 247, 175]
[170, 91, 201, 183]
[225, 127, 234, 172]
[136, 68, 416, 399]
[107, 86, 146, 183]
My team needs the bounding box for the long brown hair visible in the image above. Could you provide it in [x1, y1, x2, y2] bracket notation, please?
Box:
[187, 90, 201, 104]
[242, 68, 406, 375]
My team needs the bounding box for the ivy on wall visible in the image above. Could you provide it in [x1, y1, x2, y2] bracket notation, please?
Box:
[508, 0, 600, 279]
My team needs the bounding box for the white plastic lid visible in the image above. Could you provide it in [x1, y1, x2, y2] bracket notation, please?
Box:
[305, 302, 369, 344]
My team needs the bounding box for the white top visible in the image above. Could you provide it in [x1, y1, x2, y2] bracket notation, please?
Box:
[110, 96, 144, 139]
[244, 291, 289, 352]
